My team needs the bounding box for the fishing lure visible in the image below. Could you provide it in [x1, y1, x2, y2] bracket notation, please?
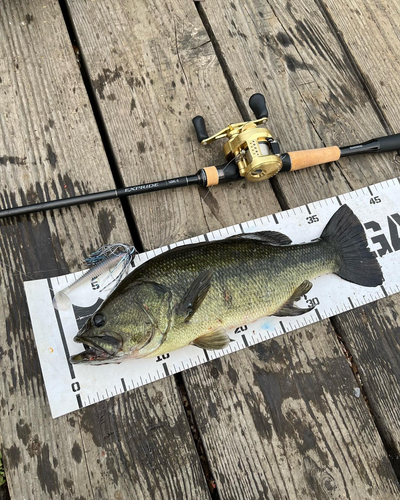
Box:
[52, 243, 136, 311]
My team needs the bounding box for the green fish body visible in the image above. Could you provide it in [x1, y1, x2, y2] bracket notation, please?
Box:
[71, 205, 383, 364]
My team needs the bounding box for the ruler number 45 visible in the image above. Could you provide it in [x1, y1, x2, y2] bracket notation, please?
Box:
[370, 196, 381, 205]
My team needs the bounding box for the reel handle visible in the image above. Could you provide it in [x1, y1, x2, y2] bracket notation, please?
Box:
[249, 93, 268, 119]
[192, 116, 209, 143]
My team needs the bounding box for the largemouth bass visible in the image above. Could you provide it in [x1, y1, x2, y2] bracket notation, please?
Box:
[71, 205, 383, 364]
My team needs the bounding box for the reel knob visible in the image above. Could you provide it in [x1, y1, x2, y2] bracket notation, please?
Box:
[249, 93, 268, 119]
[192, 116, 209, 143]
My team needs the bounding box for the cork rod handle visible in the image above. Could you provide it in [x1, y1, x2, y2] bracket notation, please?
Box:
[288, 146, 341, 171]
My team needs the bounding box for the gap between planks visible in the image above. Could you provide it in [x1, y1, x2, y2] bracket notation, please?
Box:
[56, 0, 400, 492]
[194, 0, 400, 487]
[58, 0, 223, 496]
[58, 0, 144, 252]
[331, 316, 400, 480]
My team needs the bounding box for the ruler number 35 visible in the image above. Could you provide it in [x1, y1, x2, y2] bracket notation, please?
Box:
[306, 215, 319, 224]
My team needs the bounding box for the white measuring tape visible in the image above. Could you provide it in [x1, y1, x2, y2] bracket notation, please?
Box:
[24, 176, 400, 417]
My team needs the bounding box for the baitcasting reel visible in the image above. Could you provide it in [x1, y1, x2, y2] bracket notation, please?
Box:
[193, 94, 282, 182]
[192, 93, 400, 188]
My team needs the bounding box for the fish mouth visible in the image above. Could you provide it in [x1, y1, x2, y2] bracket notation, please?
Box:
[70, 333, 123, 365]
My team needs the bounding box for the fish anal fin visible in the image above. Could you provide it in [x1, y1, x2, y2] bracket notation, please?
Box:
[176, 270, 213, 322]
[191, 328, 230, 350]
[273, 280, 314, 317]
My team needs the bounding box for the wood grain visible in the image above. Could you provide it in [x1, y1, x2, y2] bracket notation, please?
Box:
[187, 0, 400, 495]
[322, 0, 400, 131]
[319, 0, 400, 470]
[0, 1, 209, 498]
[186, 322, 400, 498]
[66, 0, 280, 249]
[68, 0, 400, 498]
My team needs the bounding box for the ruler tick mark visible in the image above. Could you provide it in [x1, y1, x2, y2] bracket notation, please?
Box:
[306, 204, 311, 215]
[121, 378, 127, 392]
[242, 334, 249, 347]
[381, 285, 388, 297]
[47, 279, 75, 379]
[273, 213, 279, 224]
[336, 196, 342, 206]
[163, 363, 169, 376]
[279, 321, 286, 333]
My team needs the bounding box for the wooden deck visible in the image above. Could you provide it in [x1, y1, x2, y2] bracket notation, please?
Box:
[1, 0, 400, 498]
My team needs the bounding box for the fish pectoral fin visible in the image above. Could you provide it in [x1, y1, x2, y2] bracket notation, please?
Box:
[176, 270, 213, 323]
[273, 280, 314, 317]
[227, 231, 292, 246]
[191, 328, 230, 351]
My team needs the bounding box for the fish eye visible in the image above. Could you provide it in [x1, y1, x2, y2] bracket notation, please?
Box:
[93, 313, 106, 327]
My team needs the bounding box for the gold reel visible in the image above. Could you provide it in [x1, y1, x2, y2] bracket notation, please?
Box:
[200, 118, 282, 182]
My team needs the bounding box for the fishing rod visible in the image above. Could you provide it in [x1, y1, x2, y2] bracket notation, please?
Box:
[1, 93, 400, 220]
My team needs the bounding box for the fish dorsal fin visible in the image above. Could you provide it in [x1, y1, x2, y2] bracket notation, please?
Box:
[191, 328, 230, 350]
[176, 270, 213, 322]
[227, 230, 292, 246]
[273, 280, 314, 317]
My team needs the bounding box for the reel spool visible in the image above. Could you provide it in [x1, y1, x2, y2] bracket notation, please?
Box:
[192, 94, 282, 182]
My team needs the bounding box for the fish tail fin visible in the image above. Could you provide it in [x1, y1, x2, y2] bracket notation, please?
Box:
[321, 204, 383, 287]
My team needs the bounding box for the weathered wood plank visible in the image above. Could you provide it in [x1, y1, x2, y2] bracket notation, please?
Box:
[321, 0, 400, 131]
[0, 1, 209, 498]
[187, 322, 399, 498]
[68, 0, 400, 497]
[205, 0, 400, 471]
[186, 0, 400, 495]
[318, 0, 400, 471]
[66, 0, 280, 248]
